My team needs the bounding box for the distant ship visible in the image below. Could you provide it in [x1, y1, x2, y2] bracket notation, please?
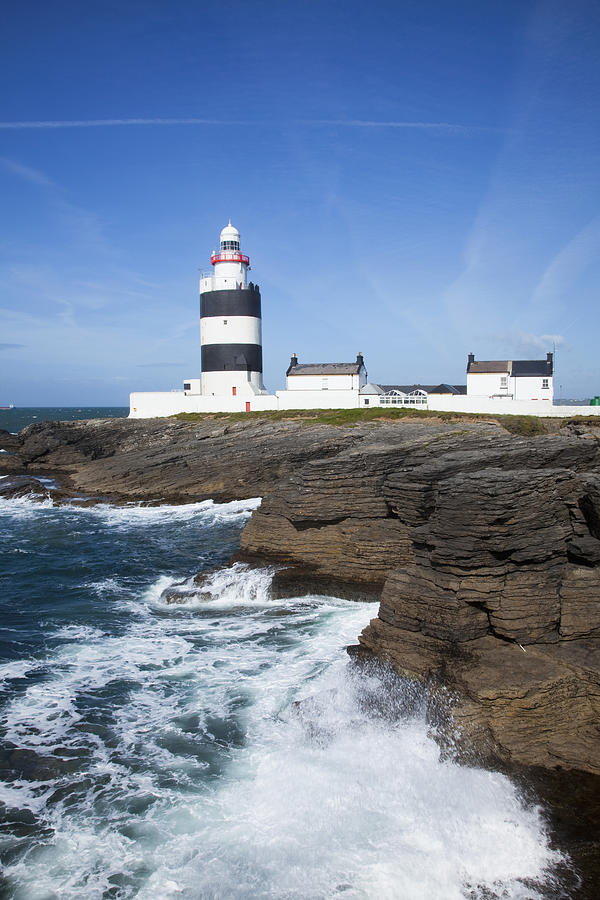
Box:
[0, 403, 15, 410]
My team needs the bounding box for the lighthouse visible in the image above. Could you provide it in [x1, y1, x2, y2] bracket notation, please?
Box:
[199, 222, 266, 397]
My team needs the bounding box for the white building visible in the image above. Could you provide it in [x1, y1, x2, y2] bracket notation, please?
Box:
[276, 354, 367, 409]
[466, 352, 554, 402]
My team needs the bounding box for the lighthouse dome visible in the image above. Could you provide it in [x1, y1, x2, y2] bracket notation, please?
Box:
[220, 222, 239, 240]
[220, 221, 240, 252]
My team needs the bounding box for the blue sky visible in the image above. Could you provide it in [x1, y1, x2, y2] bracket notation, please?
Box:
[1, 0, 599, 404]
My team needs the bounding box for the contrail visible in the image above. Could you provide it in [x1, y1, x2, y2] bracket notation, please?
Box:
[0, 117, 487, 132]
[0, 118, 249, 129]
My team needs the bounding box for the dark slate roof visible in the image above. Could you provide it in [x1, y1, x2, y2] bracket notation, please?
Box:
[511, 359, 553, 376]
[378, 383, 466, 395]
[467, 357, 553, 376]
[288, 363, 362, 375]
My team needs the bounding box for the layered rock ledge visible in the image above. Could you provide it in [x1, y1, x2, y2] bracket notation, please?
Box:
[238, 420, 600, 774]
[5, 413, 600, 775]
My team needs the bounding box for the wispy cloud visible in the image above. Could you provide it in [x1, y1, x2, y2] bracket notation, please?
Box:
[0, 157, 55, 186]
[531, 216, 600, 308]
[0, 118, 247, 129]
[514, 331, 565, 352]
[136, 362, 183, 368]
[0, 157, 111, 255]
[0, 342, 25, 350]
[0, 117, 492, 133]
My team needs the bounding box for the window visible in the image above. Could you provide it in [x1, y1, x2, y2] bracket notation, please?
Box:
[542, 378, 549, 390]
[364, 398, 369, 405]
[321, 378, 329, 390]
[500, 376, 508, 388]
[223, 319, 228, 325]
[183, 383, 191, 391]
[221, 240, 240, 251]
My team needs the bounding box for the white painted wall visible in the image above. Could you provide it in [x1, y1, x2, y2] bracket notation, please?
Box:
[286, 373, 357, 391]
[201, 370, 266, 397]
[129, 390, 278, 418]
[467, 371, 510, 396]
[425, 394, 599, 417]
[183, 378, 201, 395]
[276, 388, 360, 410]
[468, 371, 554, 401]
[130, 387, 600, 419]
[512, 376, 553, 401]
[200, 315, 262, 346]
[200, 256, 248, 292]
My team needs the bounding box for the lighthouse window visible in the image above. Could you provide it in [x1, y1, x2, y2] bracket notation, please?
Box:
[542, 378, 549, 389]
[221, 240, 240, 251]
[223, 319, 228, 325]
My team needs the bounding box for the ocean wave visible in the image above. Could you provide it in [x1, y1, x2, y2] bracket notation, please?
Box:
[150, 562, 356, 614]
[0, 494, 261, 526]
[0, 494, 54, 517]
[80, 496, 261, 528]
[0, 527, 565, 898]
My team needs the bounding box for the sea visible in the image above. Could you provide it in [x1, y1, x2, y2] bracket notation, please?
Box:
[0, 409, 567, 898]
[0, 407, 129, 435]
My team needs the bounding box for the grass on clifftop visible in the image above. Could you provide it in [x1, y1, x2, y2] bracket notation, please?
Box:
[172, 407, 555, 435]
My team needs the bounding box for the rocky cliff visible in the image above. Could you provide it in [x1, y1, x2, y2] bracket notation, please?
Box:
[239, 420, 600, 774]
[5, 413, 600, 775]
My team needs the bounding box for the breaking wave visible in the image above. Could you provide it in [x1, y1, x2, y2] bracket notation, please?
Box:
[0, 498, 565, 898]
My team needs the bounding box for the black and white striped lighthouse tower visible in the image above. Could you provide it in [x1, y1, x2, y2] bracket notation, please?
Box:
[199, 223, 265, 397]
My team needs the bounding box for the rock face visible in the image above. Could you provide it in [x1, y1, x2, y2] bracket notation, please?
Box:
[9, 413, 600, 773]
[240, 423, 600, 773]
[11, 417, 373, 503]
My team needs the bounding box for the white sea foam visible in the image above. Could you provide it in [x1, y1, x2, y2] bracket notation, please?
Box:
[80, 496, 261, 530]
[0, 494, 54, 517]
[53, 624, 105, 641]
[0, 494, 261, 525]
[0, 658, 39, 686]
[0, 562, 563, 898]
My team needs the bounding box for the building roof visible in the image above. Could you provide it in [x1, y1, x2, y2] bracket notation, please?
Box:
[378, 383, 466, 395]
[511, 359, 553, 376]
[467, 355, 553, 376]
[467, 361, 509, 374]
[360, 383, 385, 395]
[288, 362, 363, 376]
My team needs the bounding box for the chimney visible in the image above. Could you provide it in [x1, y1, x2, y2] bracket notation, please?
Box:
[467, 352, 475, 369]
[286, 352, 298, 376]
[356, 352, 364, 368]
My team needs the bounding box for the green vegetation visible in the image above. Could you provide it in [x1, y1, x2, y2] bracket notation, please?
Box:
[559, 416, 600, 429]
[497, 415, 548, 436]
[171, 406, 553, 434]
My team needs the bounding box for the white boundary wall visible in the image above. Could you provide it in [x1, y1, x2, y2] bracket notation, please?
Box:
[129, 388, 600, 419]
[426, 395, 600, 417]
[276, 388, 360, 410]
[129, 391, 278, 418]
